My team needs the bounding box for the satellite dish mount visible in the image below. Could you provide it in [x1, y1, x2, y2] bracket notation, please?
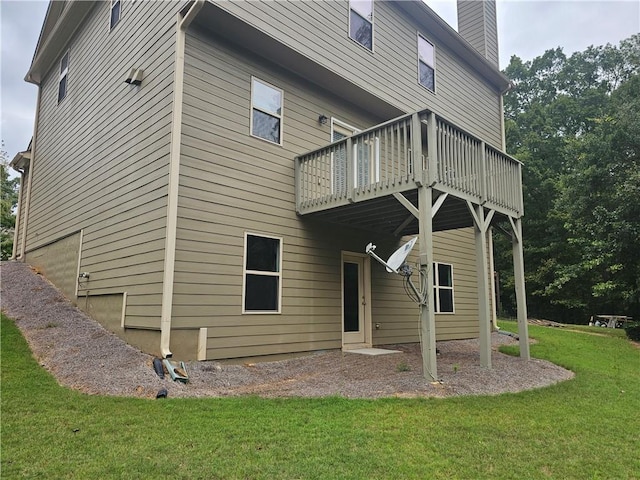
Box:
[365, 237, 426, 304]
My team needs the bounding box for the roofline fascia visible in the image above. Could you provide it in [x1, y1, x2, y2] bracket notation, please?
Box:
[25, 1, 99, 85]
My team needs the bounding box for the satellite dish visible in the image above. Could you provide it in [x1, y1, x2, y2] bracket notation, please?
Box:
[385, 237, 417, 273]
[365, 236, 424, 304]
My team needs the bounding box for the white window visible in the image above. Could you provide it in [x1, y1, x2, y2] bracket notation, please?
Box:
[58, 51, 69, 104]
[250, 77, 283, 145]
[418, 34, 435, 92]
[243, 233, 282, 313]
[433, 262, 454, 313]
[349, 0, 373, 51]
[110, 0, 121, 30]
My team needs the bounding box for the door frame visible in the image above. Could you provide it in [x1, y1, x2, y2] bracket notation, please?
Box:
[341, 251, 372, 349]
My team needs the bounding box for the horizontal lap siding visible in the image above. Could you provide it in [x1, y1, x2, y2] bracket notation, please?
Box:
[458, 1, 499, 67]
[177, 30, 400, 359]
[433, 228, 481, 339]
[177, 30, 485, 359]
[216, 0, 502, 147]
[26, 1, 185, 329]
[372, 227, 480, 345]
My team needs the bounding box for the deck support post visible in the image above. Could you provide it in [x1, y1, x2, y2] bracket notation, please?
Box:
[510, 216, 530, 360]
[418, 185, 438, 381]
[468, 202, 493, 368]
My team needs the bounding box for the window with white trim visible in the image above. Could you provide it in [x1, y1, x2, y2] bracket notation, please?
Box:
[58, 51, 69, 104]
[418, 34, 435, 92]
[110, 0, 122, 30]
[250, 78, 283, 145]
[243, 233, 282, 313]
[349, 0, 373, 51]
[433, 262, 454, 313]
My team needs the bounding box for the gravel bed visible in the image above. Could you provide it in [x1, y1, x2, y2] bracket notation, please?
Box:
[1, 261, 574, 399]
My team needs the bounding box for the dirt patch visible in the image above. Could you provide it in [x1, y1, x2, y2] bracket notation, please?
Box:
[1, 261, 574, 399]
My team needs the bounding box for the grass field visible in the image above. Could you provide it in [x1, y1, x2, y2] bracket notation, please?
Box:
[2, 314, 638, 479]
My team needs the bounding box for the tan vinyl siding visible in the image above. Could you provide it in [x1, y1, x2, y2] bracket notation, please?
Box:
[371, 227, 480, 345]
[214, 0, 503, 146]
[176, 29, 386, 359]
[457, 0, 499, 67]
[175, 29, 485, 359]
[24, 1, 185, 328]
[24, 232, 81, 300]
[13, 170, 28, 257]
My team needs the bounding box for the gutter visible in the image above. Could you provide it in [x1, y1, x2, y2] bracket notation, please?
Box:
[159, 0, 205, 359]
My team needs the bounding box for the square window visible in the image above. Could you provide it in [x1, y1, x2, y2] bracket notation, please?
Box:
[252, 110, 281, 144]
[251, 78, 283, 145]
[243, 233, 282, 313]
[349, 0, 373, 51]
[244, 274, 279, 311]
[246, 235, 280, 272]
[418, 35, 435, 92]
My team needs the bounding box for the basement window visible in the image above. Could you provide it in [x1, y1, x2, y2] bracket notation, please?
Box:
[243, 233, 282, 313]
[349, 0, 373, 51]
[58, 51, 69, 104]
[433, 262, 454, 313]
[418, 34, 435, 92]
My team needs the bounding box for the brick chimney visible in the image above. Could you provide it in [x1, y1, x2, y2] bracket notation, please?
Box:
[457, 0, 500, 68]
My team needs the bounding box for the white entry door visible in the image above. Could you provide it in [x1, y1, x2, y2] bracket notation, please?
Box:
[342, 254, 371, 348]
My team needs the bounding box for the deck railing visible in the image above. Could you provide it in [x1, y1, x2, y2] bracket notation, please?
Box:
[295, 109, 523, 217]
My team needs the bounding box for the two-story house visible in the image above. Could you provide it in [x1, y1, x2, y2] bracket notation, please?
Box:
[11, 0, 530, 380]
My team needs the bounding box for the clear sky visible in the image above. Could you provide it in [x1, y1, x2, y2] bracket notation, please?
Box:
[1, 0, 639, 172]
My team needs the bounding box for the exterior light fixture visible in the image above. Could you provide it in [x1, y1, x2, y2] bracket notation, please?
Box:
[318, 114, 328, 125]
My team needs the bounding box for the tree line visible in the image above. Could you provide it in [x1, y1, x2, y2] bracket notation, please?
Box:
[496, 34, 639, 323]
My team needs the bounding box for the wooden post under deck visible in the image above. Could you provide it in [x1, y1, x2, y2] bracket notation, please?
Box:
[511, 216, 530, 360]
[418, 184, 438, 381]
[470, 203, 493, 368]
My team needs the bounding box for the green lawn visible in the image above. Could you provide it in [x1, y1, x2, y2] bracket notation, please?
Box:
[2, 314, 639, 479]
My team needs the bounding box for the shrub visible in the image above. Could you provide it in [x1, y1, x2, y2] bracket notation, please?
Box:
[624, 324, 640, 341]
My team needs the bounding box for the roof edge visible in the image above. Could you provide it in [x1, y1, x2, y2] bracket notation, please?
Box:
[25, 1, 99, 85]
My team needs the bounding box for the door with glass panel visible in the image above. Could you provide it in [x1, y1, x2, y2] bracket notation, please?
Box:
[342, 254, 369, 346]
[331, 120, 359, 196]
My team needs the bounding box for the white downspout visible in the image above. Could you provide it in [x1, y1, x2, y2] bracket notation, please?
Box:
[11, 168, 25, 260]
[18, 86, 42, 261]
[160, 0, 204, 358]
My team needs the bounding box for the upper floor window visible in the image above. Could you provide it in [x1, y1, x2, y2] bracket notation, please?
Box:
[110, 0, 121, 30]
[243, 233, 282, 313]
[58, 51, 69, 104]
[418, 34, 435, 92]
[250, 77, 283, 145]
[433, 262, 454, 313]
[349, 0, 373, 51]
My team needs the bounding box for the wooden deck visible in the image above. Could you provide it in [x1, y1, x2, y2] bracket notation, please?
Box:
[295, 109, 523, 233]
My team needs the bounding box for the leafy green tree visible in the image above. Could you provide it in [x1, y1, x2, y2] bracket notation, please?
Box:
[1, 142, 19, 260]
[497, 34, 640, 322]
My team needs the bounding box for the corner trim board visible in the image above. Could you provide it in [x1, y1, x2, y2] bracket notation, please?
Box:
[75, 229, 84, 297]
[19, 86, 42, 259]
[159, 0, 205, 359]
[121, 292, 128, 328]
[197, 327, 207, 361]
